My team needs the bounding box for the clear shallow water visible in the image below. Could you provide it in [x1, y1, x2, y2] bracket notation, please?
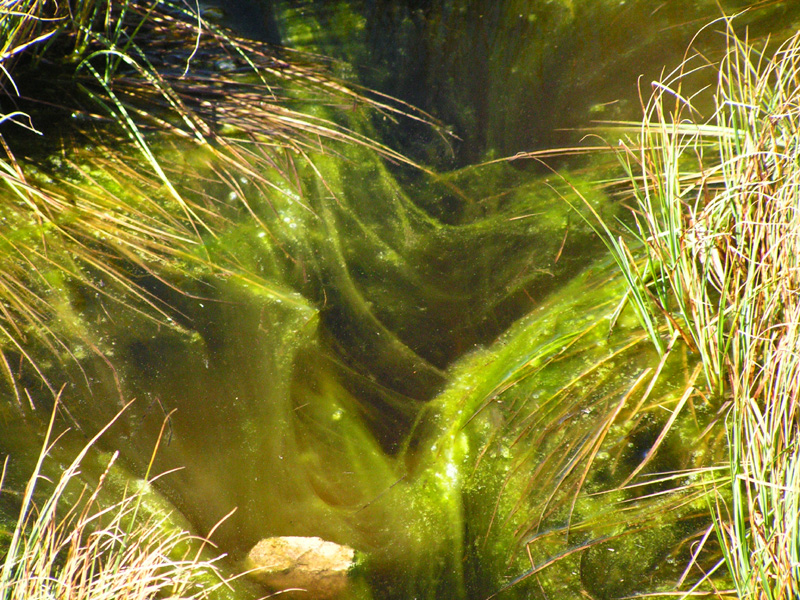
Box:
[2, 2, 799, 599]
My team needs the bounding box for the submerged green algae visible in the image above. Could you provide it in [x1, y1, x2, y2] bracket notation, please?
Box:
[0, 241, 723, 600]
[0, 1, 765, 598]
[394, 259, 724, 599]
[0, 124, 649, 598]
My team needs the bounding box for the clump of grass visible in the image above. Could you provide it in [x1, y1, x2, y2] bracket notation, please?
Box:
[606, 20, 800, 599]
[0, 400, 231, 600]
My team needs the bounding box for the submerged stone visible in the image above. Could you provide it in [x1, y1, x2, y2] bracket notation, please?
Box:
[245, 536, 357, 599]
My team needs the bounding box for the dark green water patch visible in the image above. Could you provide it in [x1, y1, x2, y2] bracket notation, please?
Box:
[271, 0, 800, 167]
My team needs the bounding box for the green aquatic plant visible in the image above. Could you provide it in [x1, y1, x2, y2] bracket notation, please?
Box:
[416, 258, 730, 599]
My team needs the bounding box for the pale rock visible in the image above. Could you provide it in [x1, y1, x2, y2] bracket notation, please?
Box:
[245, 536, 356, 599]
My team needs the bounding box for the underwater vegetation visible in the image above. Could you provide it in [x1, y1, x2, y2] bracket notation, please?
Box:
[1, 1, 799, 600]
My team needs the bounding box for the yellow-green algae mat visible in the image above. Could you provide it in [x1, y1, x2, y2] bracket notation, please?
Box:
[0, 253, 721, 600]
[0, 118, 720, 599]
